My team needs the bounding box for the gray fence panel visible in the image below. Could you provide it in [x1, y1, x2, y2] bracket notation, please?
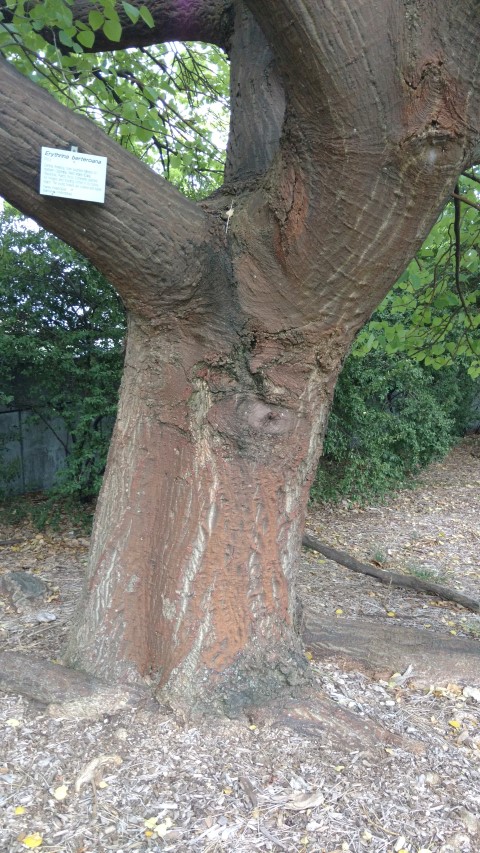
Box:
[0, 409, 70, 495]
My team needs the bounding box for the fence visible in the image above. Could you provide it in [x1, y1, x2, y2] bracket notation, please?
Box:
[0, 408, 71, 495]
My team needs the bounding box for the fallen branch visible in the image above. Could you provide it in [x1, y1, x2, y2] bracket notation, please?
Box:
[302, 532, 480, 614]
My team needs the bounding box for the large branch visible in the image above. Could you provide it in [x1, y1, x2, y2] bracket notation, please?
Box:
[0, 57, 208, 315]
[225, 4, 284, 183]
[0, 0, 234, 51]
[232, 0, 480, 336]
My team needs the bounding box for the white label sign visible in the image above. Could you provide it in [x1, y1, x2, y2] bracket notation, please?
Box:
[40, 147, 107, 203]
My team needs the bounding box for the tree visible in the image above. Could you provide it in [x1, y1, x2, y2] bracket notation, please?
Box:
[1, 0, 480, 714]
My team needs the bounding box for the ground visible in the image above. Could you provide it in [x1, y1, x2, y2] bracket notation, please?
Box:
[0, 438, 479, 853]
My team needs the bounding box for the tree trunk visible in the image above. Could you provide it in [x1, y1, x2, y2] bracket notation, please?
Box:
[65, 293, 344, 714]
[1, 0, 480, 713]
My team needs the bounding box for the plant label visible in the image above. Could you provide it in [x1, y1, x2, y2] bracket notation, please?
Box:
[39, 147, 107, 203]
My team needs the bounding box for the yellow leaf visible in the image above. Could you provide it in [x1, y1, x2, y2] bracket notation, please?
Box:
[449, 630, 457, 635]
[97, 780, 108, 789]
[335, 608, 343, 615]
[144, 830, 154, 838]
[249, 725, 257, 731]
[144, 817, 158, 829]
[21, 834, 43, 848]
[386, 611, 396, 617]
[448, 720, 462, 729]
[334, 765, 345, 772]
[384, 748, 396, 755]
[223, 787, 233, 795]
[304, 651, 313, 661]
[155, 818, 173, 838]
[15, 806, 26, 815]
[53, 785, 68, 801]
[6, 718, 21, 727]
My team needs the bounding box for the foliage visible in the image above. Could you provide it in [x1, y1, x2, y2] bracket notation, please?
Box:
[0, 205, 126, 501]
[354, 171, 480, 379]
[312, 351, 478, 504]
[315, 167, 480, 505]
[0, 1, 229, 195]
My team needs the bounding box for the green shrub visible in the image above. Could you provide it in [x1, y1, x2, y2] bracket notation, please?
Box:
[312, 352, 477, 504]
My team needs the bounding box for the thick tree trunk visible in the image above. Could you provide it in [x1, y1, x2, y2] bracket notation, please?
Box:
[1, 0, 480, 713]
[65, 304, 343, 713]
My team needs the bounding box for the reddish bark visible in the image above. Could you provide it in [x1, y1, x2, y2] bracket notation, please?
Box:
[1, 0, 480, 712]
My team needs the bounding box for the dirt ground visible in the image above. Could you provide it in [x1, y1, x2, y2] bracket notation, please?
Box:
[0, 438, 479, 853]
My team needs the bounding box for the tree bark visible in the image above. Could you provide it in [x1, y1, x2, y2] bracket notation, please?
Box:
[1, 0, 480, 712]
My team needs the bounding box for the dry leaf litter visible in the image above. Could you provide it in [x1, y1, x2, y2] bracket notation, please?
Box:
[0, 437, 479, 853]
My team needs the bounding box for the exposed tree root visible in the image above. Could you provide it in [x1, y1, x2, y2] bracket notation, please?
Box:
[0, 653, 424, 752]
[0, 652, 158, 719]
[302, 532, 480, 614]
[247, 690, 425, 754]
[301, 610, 480, 687]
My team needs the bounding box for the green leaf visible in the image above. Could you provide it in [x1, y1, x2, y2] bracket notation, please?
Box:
[122, 1, 140, 23]
[88, 10, 104, 30]
[103, 17, 122, 41]
[139, 5, 154, 27]
[76, 28, 95, 48]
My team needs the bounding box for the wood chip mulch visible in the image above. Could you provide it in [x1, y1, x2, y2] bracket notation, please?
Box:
[0, 437, 479, 853]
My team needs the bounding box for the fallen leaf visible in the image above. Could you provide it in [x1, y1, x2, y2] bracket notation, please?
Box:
[386, 611, 396, 617]
[21, 834, 43, 849]
[335, 608, 343, 616]
[53, 785, 68, 801]
[75, 754, 122, 792]
[155, 817, 173, 838]
[6, 718, 21, 727]
[463, 686, 480, 703]
[14, 806, 26, 815]
[284, 790, 324, 811]
[223, 787, 233, 795]
[144, 817, 158, 829]
[448, 720, 462, 730]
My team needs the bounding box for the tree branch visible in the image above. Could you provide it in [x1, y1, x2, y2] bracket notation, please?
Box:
[225, 5, 284, 183]
[453, 191, 480, 213]
[302, 533, 480, 615]
[0, 0, 234, 51]
[0, 57, 208, 315]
